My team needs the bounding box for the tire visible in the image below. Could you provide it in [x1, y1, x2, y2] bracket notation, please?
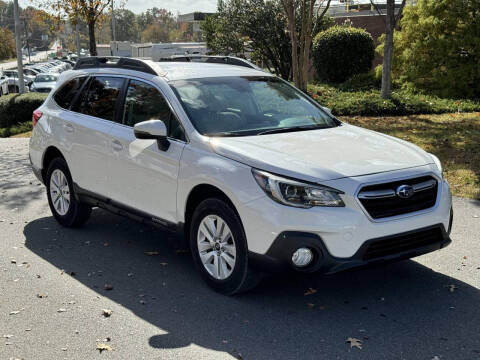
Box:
[46, 157, 91, 228]
[190, 197, 261, 295]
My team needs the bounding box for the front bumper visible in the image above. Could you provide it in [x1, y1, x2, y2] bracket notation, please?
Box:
[249, 223, 452, 274]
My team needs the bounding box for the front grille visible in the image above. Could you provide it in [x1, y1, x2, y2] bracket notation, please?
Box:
[363, 227, 443, 260]
[358, 176, 438, 219]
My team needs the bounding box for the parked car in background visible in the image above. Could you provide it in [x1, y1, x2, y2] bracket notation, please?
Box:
[30, 73, 59, 93]
[3, 70, 32, 91]
[0, 73, 9, 96]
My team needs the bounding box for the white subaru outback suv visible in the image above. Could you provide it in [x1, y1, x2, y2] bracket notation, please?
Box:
[29, 57, 453, 294]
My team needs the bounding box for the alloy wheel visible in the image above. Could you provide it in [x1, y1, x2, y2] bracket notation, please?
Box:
[49, 169, 70, 216]
[197, 215, 236, 280]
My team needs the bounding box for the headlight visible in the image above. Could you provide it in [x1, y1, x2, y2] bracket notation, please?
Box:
[429, 153, 443, 176]
[252, 169, 345, 208]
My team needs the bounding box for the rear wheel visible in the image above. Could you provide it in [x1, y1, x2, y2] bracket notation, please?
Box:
[190, 198, 261, 295]
[46, 158, 91, 227]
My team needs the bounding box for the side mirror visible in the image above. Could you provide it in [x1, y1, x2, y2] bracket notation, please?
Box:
[134, 120, 170, 151]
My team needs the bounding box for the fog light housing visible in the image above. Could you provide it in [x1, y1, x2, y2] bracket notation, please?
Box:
[291, 248, 313, 267]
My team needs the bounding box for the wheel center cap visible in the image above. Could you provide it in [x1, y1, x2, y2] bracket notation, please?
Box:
[214, 243, 221, 251]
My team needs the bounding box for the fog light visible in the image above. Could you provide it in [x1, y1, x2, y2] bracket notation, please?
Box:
[291, 248, 313, 267]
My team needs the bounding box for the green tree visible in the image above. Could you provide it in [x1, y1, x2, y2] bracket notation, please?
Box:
[0, 26, 15, 60]
[281, 0, 332, 91]
[202, 0, 292, 80]
[391, 0, 480, 98]
[114, 9, 138, 42]
[201, 7, 245, 56]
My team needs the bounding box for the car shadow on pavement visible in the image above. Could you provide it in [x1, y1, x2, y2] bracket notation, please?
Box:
[24, 209, 480, 360]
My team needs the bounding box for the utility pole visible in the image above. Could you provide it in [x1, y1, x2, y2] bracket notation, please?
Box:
[75, 16, 81, 57]
[13, 0, 25, 93]
[111, 0, 116, 55]
[22, 18, 31, 63]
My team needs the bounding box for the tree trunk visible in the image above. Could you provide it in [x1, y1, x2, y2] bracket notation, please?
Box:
[88, 20, 97, 56]
[381, 0, 395, 99]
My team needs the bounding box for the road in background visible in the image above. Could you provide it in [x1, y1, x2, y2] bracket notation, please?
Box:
[1, 138, 479, 359]
[0, 41, 60, 71]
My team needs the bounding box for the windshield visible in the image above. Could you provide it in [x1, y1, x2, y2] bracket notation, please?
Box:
[170, 76, 339, 136]
[4, 71, 17, 77]
[35, 74, 58, 83]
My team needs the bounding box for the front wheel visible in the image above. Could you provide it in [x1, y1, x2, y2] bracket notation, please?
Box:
[46, 158, 91, 227]
[190, 198, 261, 295]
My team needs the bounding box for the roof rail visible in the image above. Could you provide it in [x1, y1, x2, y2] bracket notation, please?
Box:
[73, 56, 157, 75]
[158, 55, 261, 70]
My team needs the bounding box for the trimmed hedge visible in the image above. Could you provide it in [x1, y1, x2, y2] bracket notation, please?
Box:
[312, 25, 375, 83]
[0, 93, 48, 129]
[308, 83, 480, 116]
[0, 121, 32, 138]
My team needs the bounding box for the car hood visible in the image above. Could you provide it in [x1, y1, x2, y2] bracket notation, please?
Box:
[33, 82, 56, 88]
[208, 124, 433, 182]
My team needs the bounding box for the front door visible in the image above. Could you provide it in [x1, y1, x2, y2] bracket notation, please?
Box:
[107, 78, 187, 224]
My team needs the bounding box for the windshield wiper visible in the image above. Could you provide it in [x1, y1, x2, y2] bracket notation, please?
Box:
[205, 131, 249, 137]
[258, 124, 330, 135]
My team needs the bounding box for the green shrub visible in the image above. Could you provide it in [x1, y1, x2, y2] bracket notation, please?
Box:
[0, 93, 48, 128]
[312, 25, 375, 83]
[391, 0, 480, 99]
[0, 121, 32, 138]
[308, 83, 480, 116]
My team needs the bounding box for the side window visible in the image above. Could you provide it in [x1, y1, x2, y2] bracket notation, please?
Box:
[123, 79, 185, 141]
[74, 76, 124, 122]
[53, 76, 87, 110]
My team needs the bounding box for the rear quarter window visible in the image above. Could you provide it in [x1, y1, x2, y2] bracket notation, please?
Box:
[53, 76, 87, 110]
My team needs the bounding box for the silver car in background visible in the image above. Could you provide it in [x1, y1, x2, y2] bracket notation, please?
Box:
[30, 73, 60, 93]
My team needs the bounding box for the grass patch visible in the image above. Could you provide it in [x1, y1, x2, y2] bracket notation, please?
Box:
[308, 74, 480, 116]
[343, 113, 480, 199]
[0, 121, 32, 138]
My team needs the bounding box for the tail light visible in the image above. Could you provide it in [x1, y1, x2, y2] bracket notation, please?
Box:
[32, 110, 43, 127]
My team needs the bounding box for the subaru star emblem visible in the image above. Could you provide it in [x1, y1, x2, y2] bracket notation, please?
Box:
[396, 184, 414, 199]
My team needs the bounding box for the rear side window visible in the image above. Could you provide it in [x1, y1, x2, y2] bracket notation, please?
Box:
[53, 76, 86, 109]
[122, 79, 185, 141]
[74, 76, 125, 122]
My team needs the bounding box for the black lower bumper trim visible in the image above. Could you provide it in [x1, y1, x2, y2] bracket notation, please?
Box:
[248, 224, 451, 274]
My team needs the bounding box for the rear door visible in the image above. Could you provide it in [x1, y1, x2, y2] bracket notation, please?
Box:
[106, 78, 187, 223]
[63, 75, 125, 196]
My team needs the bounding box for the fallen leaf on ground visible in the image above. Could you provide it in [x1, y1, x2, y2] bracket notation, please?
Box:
[346, 337, 363, 349]
[36, 294, 47, 298]
[3, 334, 13, 338]
[96, 343, 113, 353]
[104, 284, 113, 291]
[304, 288, 317, 296]
[102, 309, 112, 317]
[307, 303, 315, 309]
[160, 262, 168, 266]
[145, 251, 159, 256]
[57, 308, 67, 313]
[127, 273, 134, 277]
[9, 311, 20, 315]
[10, 260, 16, 264]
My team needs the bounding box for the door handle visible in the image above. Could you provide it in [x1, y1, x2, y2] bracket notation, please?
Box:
[111, 140, 123, 151]
[63, 123, 74, 133]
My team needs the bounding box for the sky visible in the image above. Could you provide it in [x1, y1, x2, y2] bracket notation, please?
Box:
[116, 0, 217, 15]
[17, 0, 217, 15]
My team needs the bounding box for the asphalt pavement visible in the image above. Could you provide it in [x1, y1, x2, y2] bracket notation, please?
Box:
[1, 138, 479, 360]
